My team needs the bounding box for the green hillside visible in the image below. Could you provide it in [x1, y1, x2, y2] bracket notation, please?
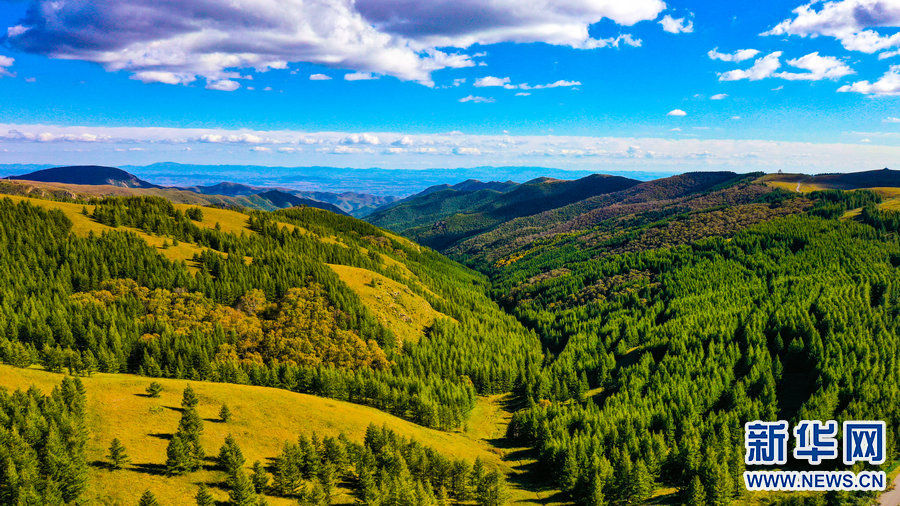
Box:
[0, 191, 541, 431]
[0, 364, 549, 505]
[367, 170, 900, 505]
[368, 173, 640, 250]
[3, 172, 900, 505]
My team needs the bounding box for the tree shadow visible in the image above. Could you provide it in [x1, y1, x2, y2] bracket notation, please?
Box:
[148, 432, 173, 440]
[131, 463, 169, 476]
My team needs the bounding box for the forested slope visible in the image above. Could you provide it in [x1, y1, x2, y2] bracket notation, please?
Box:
[0, 192, 542, 432]
[454, 185, 898, 504]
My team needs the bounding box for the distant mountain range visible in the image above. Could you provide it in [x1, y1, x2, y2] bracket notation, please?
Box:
[367, 168, 898, 259]
[3, 165, 379, 215]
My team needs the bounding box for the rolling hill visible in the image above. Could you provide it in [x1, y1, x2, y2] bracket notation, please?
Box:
[368, 173, 641, 251]
[6, 165, 161, 188]
[0, 364, 552, 505]
[3, 168, 900, 505]
[186, 181, 396, 216]
[254, 189, 347, 215]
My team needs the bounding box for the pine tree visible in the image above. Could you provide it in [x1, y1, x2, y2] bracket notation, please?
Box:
[138, 490, 160, 506]
[218, 434, 246, 476]
[195, 484, 215, 506]
[587, 474, 607, 506]
[181, 384, 199, 409]
[475, 470, 507, 506]
[219, 403, 231, 423]
[686, 475, 706, 506]
[251, 460, 269, 494]
[228, 469, 258, 506]
[629, 459, 653, 504]
[107, 438, 129, 470]
[165, 434, 194, 475]
[146, 382, 162, 398]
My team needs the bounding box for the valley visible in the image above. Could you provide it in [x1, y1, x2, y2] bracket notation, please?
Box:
[0, 166, 898, 505]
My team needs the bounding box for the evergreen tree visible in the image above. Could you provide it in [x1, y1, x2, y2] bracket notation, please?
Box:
[250, 460, 269, 494]
[228, 469, 258, 506]
[686, 475, 706, 506]
[182, 384, 199, 409]
[146, 382, 162, 398]
[219, 403, 232, 423]
[195, 484, 215, 506]
[107, 438, 129, 470]
[138, 490, 160, 506]
[165, 434, 195, 475]
[218, 435, 246, 476]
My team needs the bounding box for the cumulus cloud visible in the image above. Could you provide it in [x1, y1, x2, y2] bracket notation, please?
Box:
[708, 48, 760, 62]
[474, 76, 511, 88]
[5, 0, 667, 87]
[885, 117, 900, 123]
[2, 122, 899, 171]
[459, 95, 494, 103]
[667, 109, 687, 116]
[309, 73, 332, 80]
[0, 55, 14, 77]
[718, 51, 853, 82]
[710, 93, 728, 100]
[206, 79, 240, 91]
[659, 15, 693, 34]
[719, 52, 783, 81]
[774, 52, 854, 80]
[838, 65, 900, 95]
[764, 0, 900, 54]
[340, 133, 381, 145]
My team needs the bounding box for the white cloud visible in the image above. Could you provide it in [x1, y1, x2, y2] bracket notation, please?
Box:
[838, 65, 900, 95]
[667, 109, 687, 116]
[206, 79, 240, 91]
[474, 76, 581, 90]
[515, 92, 531, 96]
[880, 49, 900, 59]
[719, 52, 783, 81]
[659, 15, 693, 34]
[764, 0, 900, 54]
[6, 0, 667, 87]
[710, 93, 728, 100]
[392, 135, 414, 146]
[708, 48, 760, 62]
[345, 72, 378, 81]
[0, 55, 15, 77]
[474, 76, 511, 88]
[719, 51, 853, 82]
[775, 52, 854, 80]
[885, 117, 900, 123]
[250, 146, 271, 152]
[2, 122, 899, 171]
[526, 80, 582, 89]
[309, 73, 332, 80]
[459, 95, 495, 103]
[340, 133, 381, 145]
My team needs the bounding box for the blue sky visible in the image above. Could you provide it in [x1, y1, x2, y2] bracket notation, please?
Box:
[0, 0, 898, 172]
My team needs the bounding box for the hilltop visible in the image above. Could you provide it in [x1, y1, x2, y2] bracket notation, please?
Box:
[368, 173, 641, 251]
[7, 165, 160, 188]
[763, 167, 900, 191]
